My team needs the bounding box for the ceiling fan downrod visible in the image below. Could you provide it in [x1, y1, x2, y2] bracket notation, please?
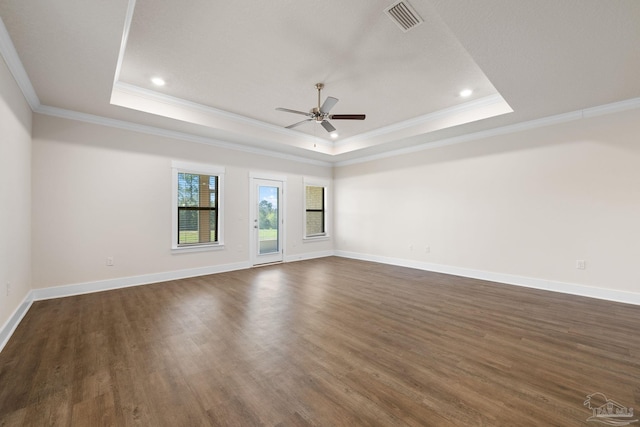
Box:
[314, 83, 325, 122]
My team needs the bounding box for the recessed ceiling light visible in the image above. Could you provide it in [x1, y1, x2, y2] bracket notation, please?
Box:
[330, 132, 339, 139]
[151, 77, 166, 86]
[460, 89, 473, 98]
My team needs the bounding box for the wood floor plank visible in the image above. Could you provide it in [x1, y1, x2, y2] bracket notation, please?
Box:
[1, 257, 640, 426]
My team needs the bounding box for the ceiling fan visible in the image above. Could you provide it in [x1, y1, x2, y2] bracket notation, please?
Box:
[276, 83, 366, 135]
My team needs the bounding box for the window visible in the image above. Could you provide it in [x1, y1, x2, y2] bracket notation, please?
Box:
[172, 161, 224, 250]
[304, 179, 328, 239]
[178, 173, 218, 244]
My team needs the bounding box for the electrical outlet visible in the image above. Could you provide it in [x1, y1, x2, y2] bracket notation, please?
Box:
[425, 246, 430, 253]
[106, 257, 114, 267]
[576, 260, 586, 270]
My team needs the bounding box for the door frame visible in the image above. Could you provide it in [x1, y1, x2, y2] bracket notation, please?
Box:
[249, 173, 286, 266]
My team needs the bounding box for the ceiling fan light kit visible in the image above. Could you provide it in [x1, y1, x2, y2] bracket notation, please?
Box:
[276, 83, 366, 137]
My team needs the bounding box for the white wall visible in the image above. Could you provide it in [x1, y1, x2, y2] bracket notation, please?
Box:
[335, 108, 640, 296]
[31, 114, 332, 290]
[0, 55, 32, 332]
[29, 106, 640, 299]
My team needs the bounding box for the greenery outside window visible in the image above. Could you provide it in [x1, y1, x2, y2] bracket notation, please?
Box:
[172, 161, 225, 251]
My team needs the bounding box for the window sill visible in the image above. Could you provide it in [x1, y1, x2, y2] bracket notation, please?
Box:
[171, 243, 225, 254]
[303, 235, 330, 242]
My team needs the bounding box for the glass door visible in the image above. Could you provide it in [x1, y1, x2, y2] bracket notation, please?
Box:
[251, 178, 284, 264]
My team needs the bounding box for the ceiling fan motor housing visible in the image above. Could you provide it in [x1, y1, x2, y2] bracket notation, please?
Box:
[310, 107, 324, 122]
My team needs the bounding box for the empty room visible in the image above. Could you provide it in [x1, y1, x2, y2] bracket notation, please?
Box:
[1, 1, 640, 425]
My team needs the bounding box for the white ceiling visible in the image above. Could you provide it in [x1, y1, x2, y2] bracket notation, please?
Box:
[1, 0, 639, 164]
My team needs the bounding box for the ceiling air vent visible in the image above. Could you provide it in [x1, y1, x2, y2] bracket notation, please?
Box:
[384, 1, 423, 33]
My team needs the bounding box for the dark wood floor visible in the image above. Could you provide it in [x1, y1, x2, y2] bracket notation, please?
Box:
[1, 257, 639, 426]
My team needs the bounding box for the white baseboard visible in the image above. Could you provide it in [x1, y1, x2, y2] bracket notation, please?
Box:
[4, 251, 639, 354]
[0, 261, 252, 353]
[0, 292, 34, 353]
[31, 261, 252, 301]
[334, 250, 640, 306]
[0, 252, 324, 352]
[285, 250, 335, 263]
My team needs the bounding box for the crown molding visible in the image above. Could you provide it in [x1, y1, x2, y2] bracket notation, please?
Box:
[0, 16, 40, 110]
[334, 94, 509, 147]
[34, 104, 333, 167]
[334, 97, 640, 167]
[582, 96, 640, 118]
[112, 81, 333, 149]
[331, 93, 513, 156]
[112, 0, 137, 87]
[27, 95, 640, 169]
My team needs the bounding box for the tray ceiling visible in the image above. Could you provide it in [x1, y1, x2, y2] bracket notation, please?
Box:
[1, 0, 639, 163]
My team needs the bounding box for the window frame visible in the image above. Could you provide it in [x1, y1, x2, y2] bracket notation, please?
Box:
[171, 160, 225, 252]
[303, 178, 330, 241]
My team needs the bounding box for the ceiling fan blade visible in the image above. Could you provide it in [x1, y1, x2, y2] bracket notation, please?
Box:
[320, 96, 339, 114]
[286, 119, 312, 129]
[329, 114, 366, 120]
[276, 107, 311, 117]
[321, 120, 336, 133]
